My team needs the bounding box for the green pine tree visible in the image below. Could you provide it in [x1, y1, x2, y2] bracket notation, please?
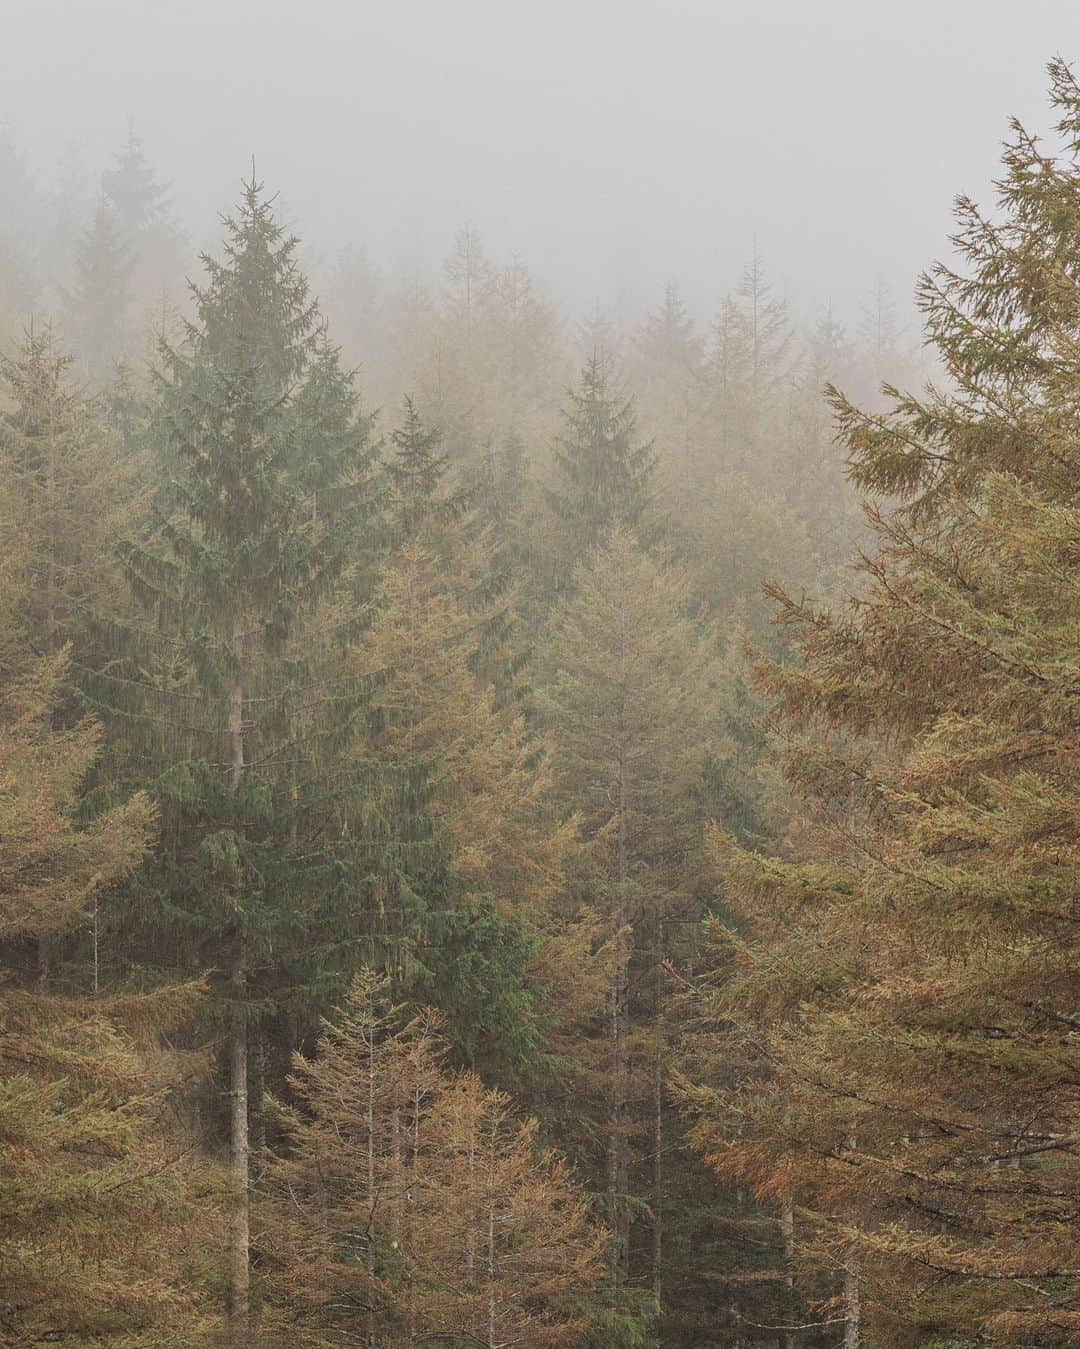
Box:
[89, 177, 380, 1341]
[547, 351, 656, 585]
[61, 196, 133, 384]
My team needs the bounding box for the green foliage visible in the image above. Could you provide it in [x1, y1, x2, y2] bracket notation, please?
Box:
[548, 351, 656, 574]
[402, 897, 544, 1084]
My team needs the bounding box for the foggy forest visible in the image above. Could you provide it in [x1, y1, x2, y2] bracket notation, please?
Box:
[0, 2, 1077, 1345]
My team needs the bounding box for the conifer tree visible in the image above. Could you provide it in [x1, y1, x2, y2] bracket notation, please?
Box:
[547, 353, 656, 582]
[61, 196, 133, 384]
[102, 128, 187, 315]
[0, 130, 39, 327]
[631, 285, 705, 530]
[487, 255, 563, 439]
[386, 394, 465, 541]
[355, 515, 577, 1081]
[0, 570, 220, 1340]
[0, 325, 136, 667]
[684, 60, 1080, 1347]
[263, 973, 605, 1346]
[92, 178, 379, 1340]
[539, 529, 719, 1301]
[636, 284, 703, 377]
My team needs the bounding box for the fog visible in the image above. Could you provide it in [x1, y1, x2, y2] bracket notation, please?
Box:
[4, 5, 1080, 1344]
[3, 0, 1077, 324]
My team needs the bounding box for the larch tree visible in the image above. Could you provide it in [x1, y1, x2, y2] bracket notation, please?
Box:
[356, 401, 579, 1081]
[263, 972, 605, 1347]
[681, 59, 1080, 1348]
[0, 496, 219, 1341]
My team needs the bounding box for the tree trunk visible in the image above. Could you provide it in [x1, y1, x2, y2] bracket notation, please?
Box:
[781, 1204, 795, 1349]
[487, 1198, 497, 1349]
[652, 905, 664, 1307]
[228, 618, 249, 1343]
[249, 1032, 266, 1153]
[842, 1134, 860, 1348]
[229, 938, 249, 1343]
[608, 748, 631, 1285]
[652, 1049, 662, 1305]
[843, 1262, 860, 1349]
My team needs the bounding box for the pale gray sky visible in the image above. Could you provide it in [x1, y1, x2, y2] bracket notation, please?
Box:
[3, 0, 1079, 323]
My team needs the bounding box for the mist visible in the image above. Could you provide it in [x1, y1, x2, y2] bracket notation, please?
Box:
[3, 5, 1079, 1346]
[4, 0, 1077, 323]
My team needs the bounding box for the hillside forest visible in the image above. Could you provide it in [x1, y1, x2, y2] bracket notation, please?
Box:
[0, 59, 1077, 1349]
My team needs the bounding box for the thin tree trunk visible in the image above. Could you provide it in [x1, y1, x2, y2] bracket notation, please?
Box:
[608, 747, 630, 1285]
[651, 903, 664, 1307]
[487, 1198, 497, 1349]
[366, 1026, 376, 1276]
[228, 617, 249, 1343]
[652, 1049, 662, 1304]
[91, 900, 99, 996]
[229, 937, 249, 1342]
[249, 1032, 266, 1152]
[843, 1262, 860, 1349]
[781, 1204, 795, 1349]
[842, 1135, 860, 1349]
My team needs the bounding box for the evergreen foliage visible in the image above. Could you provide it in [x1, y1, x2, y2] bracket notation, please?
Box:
[548, 352, 656, 569]
[6, 57, 1070, 1343]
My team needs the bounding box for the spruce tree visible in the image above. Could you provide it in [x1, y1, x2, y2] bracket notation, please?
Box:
[61, 196, 133, 384]
[0, 130, 39, 326]
[387, 394, 464, 540]
[102, 128, 186, 315]
[0, 325, 136, 668]
[92, 178, 379, 1340]
[635, 283, 703, 387]
[539, 529, 719, 1306]
[548, 352, 656, 580]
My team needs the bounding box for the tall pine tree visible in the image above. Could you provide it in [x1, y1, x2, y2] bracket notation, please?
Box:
[93, 178, 379, 1340]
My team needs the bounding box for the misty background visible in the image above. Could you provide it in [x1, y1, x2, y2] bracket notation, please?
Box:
[3, 0, 1078, 329]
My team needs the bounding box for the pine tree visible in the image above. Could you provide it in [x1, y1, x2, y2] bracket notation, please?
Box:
[548, 353, 656, 578]
[102, 128, 187, 316]
[683, 60, 1080, 1347]
[0, 324, 136, 666]
[61, 196, 133, 383]
[538, 529, 719, 1303]
[91, 178, 380, 1341]
[0, 129, 39, 327]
